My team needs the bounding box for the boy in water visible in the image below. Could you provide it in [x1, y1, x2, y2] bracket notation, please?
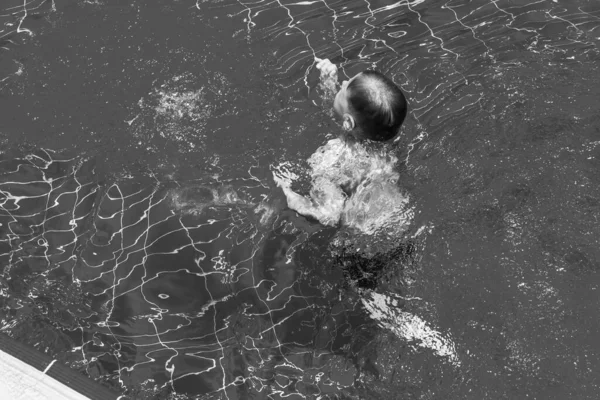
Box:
[273, 58, 410, 233]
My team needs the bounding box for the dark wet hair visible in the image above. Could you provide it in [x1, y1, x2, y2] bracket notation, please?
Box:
[347, 70, 408, 141]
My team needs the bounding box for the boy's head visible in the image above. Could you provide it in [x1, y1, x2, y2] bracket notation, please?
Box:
[333, 70, 407, 142]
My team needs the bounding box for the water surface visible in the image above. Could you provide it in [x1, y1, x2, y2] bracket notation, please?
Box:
[1, 0, 600, 399]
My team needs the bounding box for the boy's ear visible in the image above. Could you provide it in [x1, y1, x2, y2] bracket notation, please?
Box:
[342, 114, 355, 131]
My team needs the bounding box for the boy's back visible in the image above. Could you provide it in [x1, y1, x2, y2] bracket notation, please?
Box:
[307, 137, 411, 235]
[274, 58, 410, 234]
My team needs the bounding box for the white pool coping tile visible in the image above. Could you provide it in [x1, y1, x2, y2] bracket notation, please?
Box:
[0, 349, 89, 400]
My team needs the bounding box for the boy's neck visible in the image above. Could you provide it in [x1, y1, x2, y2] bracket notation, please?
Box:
[340, 134, 393, 155]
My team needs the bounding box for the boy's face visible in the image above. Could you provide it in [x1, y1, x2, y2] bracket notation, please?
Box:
[333, 73, 360, 119]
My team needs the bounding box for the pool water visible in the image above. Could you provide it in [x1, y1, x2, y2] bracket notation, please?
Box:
[1, 0, 600, 399]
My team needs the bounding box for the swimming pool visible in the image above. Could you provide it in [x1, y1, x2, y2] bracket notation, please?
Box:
[1, 0, 600, 398]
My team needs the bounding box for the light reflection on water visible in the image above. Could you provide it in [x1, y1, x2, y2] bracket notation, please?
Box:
[1, 0, 600, 399]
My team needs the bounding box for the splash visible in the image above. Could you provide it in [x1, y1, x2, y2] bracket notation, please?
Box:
[155, 88, 208, 122]
[362, 291, 459, 365]
[128, 74, 212, 154]
[168, 184, 251, 216]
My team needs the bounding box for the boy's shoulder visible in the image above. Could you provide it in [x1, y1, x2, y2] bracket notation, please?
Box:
[309, 138, 344, 162]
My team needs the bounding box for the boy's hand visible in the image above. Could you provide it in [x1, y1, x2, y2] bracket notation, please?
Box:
[272, 171, 291, 190]
[315, 57, 337, 78]
[271, 164, 297, 190]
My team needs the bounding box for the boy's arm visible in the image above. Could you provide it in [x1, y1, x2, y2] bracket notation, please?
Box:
[280, 187, 326, 221]
[315, 58, 339, 101]
[274, 172, 345, 226]
[282, 187, 345, 226]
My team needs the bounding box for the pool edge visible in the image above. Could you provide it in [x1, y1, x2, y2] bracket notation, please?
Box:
[0, 332, 121, 400]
